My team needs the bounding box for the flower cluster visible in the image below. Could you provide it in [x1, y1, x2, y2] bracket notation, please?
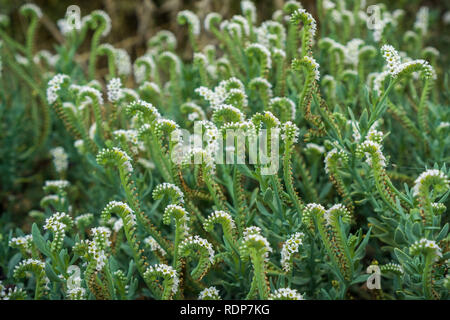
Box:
[44, 212, 72, 233]
[144, 236, 166, 256]
[240, 226, 272, 261]
[269, 288, 304, 300]
[107, 78, 123, 102]
[198, 286, 221, 300]
[412, 169, 449, 197]
[409, 238, 442, 260]
[144, 264, 179, 294]
[46, 74, 69, 104]
[152, 183, 184, 204]
[177, 10, 200, 35]
[280, 232, 304, 272]
[179, 235, 215, 264]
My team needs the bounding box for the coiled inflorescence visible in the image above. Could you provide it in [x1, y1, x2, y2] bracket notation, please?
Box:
[96, 147, 133, 174]
[153, 183, 184, 205]
[143, 264, 179, 299]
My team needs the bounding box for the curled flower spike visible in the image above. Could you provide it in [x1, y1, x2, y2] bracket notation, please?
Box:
[241, 1, 256, 23]
[181, 102, 206, 121]
[412, 169, 449, 197]
[203, 210, 237, 243]
[292, 55, 320, 81]
[381, 44, 435, 80]
[13, 259, 48, 300]
[177, 10, 200, 35]
[198, 286, 221, 300]
[101, 201, 136, 227]
[107, 78, 123, 103]
[46, 74, 70, 104]
[204, 12, 222, 32]
[412, 169, 449, 225]
[269, 97, 296, 122]
[75, 213, 94, 230]
[163, 204, 189, 227]
[380, 263, 404, 276]
[245, 43, 272, 78]
[281, 121, 300, 144]
[155, 118, 179, 139]
[323, 148, 354, 213]
[134, 55, 157, 84]
[410, 238, 442, 299]
[20, 4, 43, 19]
[290, 8, 317, 56]
[212, 104, 245, 125]
[280, 232, 304, 272]
[251, 111, 281, 130]
[144, 264, 179, 299]
[158, 51, 182, 75]
[78, 86, 104, 105]
[249, 77, 273, 106]
[152, 182, 184, 205]
[240, 227, 272, 299]
[302, 203, 324, 231]
[325, 204, 352, 226]
[269, 288, 304, 300]
[303, 203, 353, 280]
[126, 99, 161, 122]
[97, 147, 133, 174]
[179, 235, 215, 280]
[356, 140, 386, 168]
[90, 10, 111, 37]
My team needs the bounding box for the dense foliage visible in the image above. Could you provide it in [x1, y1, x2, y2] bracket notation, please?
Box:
[0, 0, 449, 300]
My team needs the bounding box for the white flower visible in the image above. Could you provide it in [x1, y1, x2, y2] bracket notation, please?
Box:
[50, 147, 68, 173]
[269, 288, 304, 300]
[115, 49, 131, 76]
[410, 238, 442, 260]
[47, 74, 69, 104]
[198, 286, 221, 300]
[280, 232, 304, 272]
[107, 78, 123, 102]
[144, 236, 166, 256]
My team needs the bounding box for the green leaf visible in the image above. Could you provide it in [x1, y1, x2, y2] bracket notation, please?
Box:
[394, 227, 406, 245]
[31, 223, 51, 257]
[45, 262, 61, 282]
[436, 223, 448, 241]
[394, 248, 412, 267]
[263, 188, 273, 203]
[359, 109, 369, 131]
[350, 273, 369, 285]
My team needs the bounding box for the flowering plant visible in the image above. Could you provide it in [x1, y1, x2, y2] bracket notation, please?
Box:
[0, 0, 448, 300]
